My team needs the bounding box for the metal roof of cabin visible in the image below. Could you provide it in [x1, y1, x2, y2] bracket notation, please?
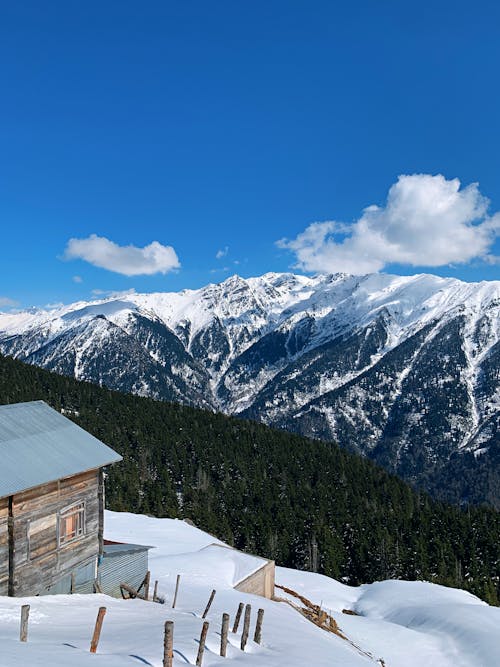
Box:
[0, 400, 122, 498]
[103, 543, 153, 557]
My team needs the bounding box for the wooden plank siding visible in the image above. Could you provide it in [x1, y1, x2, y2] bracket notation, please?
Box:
[9, 469, 101, 596]
[0, 497, 8, 595]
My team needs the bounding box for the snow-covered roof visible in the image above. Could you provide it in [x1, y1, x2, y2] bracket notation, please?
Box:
[104, 511, 272, 588]
[0, 400, 122, 498]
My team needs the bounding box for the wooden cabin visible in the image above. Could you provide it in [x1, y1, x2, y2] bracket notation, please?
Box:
[0, 400, 122, 597]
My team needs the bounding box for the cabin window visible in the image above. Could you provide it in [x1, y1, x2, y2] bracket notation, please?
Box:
[58, 502, 85, 546]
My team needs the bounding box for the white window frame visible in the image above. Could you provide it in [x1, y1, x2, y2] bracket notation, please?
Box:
[58, 501, 86, 547]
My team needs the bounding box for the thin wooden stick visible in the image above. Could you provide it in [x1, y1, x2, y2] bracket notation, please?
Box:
[70, 572, 75, 594]
[172, 574, 180, 608]
[196, 621, 209, 666]
[90, 606, 106, 653]
[137, 571, 149, 595]
[153, 580, 159, 602]
[240, 604, 251, 651]
[220, 613, 229, 657]
[202, 589, 216, 619]
[19, 605, 30, 642]
[120, 582, 147, 600]
[94, 579, 103, 594]
[163, 620, 174, 667]
[254, 608, 264, 644]
[232, 602, 244, 633]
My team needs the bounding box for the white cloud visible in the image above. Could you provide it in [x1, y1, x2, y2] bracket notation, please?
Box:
[278, 174, 500, 274]
[0, 296, 18, 308]
[91, 288, 137, 298]
[64, 234, 180, 276]
[72, 275, 83, 283]
[216, 246, 229, 259]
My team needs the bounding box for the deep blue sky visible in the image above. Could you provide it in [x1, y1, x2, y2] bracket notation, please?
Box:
[1, 1, 499, 308]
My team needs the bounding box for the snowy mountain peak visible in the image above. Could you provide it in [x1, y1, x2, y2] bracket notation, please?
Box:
[1, 271, 499, 493]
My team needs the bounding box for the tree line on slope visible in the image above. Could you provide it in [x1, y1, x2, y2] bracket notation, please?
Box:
[0, 353, 498, 605]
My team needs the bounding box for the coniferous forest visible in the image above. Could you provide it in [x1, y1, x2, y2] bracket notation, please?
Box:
[0, 353, 498, 604]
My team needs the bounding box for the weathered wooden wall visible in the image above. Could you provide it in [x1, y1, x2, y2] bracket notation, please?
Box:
[0, 497, 8, 595]
[9, 469, 100, 596]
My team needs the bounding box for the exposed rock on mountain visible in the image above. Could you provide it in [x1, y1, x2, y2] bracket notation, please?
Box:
[1, 271, 499, 502]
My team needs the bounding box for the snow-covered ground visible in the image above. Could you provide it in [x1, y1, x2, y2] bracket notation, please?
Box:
[0, 510, 498, 666]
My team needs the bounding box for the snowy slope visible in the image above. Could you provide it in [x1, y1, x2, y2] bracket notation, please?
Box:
[1, 271, 499, 499]
[0, 510, 498, 667]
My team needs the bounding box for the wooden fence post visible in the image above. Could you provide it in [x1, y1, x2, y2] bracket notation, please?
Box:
[163, 620, 174, 667]
[172, 574, 180, 609]
[144, 570, 151, 601]
[202, 589, 216, 619]
[254, 608, 264, 644]
[232, 602, 244, 633]
[196, 621, 209, 666]
[20, 605, 30, 642]
[220, 613, 229, 657]
[240, 604, 251, 651]
[90, 606, 107, 653]
[153, 580, 159, 602]
[70, 572, 75, 594]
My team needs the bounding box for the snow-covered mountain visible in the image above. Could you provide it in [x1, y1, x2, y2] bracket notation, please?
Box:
[1, 271, 499, 493]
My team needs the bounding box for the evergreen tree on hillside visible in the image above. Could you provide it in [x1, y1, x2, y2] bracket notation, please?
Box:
[0, 353, 498, 604]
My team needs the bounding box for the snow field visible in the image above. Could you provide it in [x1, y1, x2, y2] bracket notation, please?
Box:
[278, 568, 500, 666]
[0, 510, 498, 666]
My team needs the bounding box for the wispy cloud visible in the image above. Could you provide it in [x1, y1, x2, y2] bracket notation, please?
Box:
[72, 275, 83, 283]
[0, 296, 18, 308]
[91, 288, 137, 298]
[64, 234, 180, 276]
[210, 266, 230, 274]
[278, 174, 500, 274]
[216, 246, 229, 259]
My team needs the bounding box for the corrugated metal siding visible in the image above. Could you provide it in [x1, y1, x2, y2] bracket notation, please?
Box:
[99, 546, 149, 598]
[0, 401, 122, 498]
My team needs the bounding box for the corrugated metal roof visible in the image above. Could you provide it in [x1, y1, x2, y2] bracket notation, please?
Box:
[103, 543, 152, 557]
[0, 400, 122, 498]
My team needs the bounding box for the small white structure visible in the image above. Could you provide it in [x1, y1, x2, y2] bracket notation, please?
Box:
[199, 543, 275, 599]
[104, 511, 275, 599]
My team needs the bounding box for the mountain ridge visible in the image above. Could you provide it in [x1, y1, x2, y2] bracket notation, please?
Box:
[1, 270, 499, 503]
